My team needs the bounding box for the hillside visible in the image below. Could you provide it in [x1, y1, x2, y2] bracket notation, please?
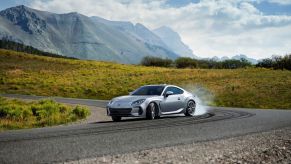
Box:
[0, 39, 75, 59]
[0, 49, 291, 109]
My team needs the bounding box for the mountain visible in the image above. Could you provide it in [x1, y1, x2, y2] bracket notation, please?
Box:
[153, 26, 197, 58]
[203, 55, 257, 64]
[90, 16, 178, 61]
[221, 56, 230, 61]
[231, 54, 257, 64]
[0, 5, 180, 64]
[91, 16, 167, 48]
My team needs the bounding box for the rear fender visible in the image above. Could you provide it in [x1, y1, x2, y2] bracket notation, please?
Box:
[183, 96, 196, 113]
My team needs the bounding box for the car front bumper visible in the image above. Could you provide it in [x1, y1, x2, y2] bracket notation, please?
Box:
[107, 100, 148, 117]
[107, 106, 146, 117]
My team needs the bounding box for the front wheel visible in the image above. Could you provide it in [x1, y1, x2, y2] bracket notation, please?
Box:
[185, 100, 196, 116]
[111, 116, 122, 122]
[146, 102, 156, 120]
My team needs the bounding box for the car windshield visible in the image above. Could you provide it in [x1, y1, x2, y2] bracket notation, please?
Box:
[132, 86, 165, 96]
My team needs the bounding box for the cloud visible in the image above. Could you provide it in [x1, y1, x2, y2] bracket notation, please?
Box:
[268, 0, 291, 5]
[29, 0, 291, 59]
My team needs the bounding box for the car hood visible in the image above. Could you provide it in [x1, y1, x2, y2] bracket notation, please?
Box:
[112, 95, 158, 102]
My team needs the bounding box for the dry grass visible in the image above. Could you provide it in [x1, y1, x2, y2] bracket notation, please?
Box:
[0, 49, 291, 109]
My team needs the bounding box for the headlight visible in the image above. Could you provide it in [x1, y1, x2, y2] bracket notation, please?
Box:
[131, 99, 145, 106]
[108, 100, 114, 105]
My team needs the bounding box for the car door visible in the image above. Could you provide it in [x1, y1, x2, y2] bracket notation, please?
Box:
[160, 87, 185, 113]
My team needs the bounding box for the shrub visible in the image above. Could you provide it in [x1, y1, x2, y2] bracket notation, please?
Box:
[141, 56, 252, 69]
[0, 97, 90, 130]
[140, 56, 173, 67]
[221, 59, 252, 69]
[175, 57, 197, 68]
[73, 105, 91, 119]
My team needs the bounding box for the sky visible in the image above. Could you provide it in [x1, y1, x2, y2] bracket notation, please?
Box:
[1, 0, 291, 59]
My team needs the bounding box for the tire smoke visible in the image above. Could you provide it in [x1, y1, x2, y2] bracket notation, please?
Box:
[182, 84, 215, 115]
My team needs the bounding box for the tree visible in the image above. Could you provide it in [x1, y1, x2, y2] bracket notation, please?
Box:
[256, 54, 291, 70]
[175, 57, 197, 68]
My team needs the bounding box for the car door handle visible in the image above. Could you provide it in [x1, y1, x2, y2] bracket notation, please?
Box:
[178, 97, 181, 100]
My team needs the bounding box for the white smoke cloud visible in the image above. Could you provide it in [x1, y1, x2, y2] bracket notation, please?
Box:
[181, 83, 215, 115]
[29, 0, 291, 59]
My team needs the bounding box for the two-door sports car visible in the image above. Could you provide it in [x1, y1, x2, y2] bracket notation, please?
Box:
[107, 84, 203, 121]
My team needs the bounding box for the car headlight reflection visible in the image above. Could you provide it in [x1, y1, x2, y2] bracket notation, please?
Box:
[131, 99, 145, 106]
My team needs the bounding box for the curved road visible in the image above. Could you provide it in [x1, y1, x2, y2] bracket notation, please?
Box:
[0, 94, 291, 163]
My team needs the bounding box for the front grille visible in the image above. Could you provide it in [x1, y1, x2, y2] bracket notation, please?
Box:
[109, 108, 132, 116]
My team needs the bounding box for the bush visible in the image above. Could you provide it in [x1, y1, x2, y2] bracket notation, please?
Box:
[221, 58, 252, 69]
[141, 56, 252, 69]
[0, 97, 90, 130]
[140, 56, 173, 67]
[175, 57, 197, 68]
[73, 105, 91, 119]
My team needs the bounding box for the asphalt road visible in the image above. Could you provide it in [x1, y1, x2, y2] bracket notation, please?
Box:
[0, 94, 291, 163]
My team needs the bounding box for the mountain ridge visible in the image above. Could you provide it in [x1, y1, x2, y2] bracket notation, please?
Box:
[153, 26, 197, 58]
[208, 54, 257, 64]
[0, 5, 183, 64]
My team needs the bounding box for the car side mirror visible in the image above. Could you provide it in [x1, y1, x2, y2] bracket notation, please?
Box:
[165, 91, 174, 97]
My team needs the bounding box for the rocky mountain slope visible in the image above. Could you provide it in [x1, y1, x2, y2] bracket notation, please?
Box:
[0, 5, 182, 63]
[153, 26, 197, 58]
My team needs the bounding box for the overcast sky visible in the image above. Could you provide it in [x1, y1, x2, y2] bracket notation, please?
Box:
[1, 0, 291, 59]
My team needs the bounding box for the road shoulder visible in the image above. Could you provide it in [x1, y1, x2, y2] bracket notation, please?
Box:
[67, 127, 291, 164]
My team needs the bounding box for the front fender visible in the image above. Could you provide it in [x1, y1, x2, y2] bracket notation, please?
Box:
[144, 96, 164, 116]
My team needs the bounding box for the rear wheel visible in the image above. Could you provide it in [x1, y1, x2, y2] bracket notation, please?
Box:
[146, 102, 156, 120]
[185, 100, 196, 116]
[111, 116, 122, 122]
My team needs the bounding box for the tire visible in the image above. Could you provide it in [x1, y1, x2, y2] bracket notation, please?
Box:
[155, 115, 161, 119]
[146, 102, 156, 120]
[111, 116, 122, 122]
[185, 100, 196, 116]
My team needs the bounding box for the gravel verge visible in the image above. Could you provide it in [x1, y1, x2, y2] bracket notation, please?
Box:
[66, 127, 291, 164]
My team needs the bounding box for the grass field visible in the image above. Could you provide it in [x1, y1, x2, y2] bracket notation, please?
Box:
[0, 49, 291, 109]
[0, 97, 90, 131]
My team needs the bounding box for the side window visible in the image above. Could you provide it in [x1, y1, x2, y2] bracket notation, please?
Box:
[173, 87, 184, 94]
[165, 87, 184, 95]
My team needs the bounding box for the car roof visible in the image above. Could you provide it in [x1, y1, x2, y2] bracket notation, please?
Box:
[141, 84, 187, 93]
[143, 84, 181, 88]
[143, 84, 167, 86]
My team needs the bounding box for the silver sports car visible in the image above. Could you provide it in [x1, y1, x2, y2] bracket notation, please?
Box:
[107, 84, 201, 122]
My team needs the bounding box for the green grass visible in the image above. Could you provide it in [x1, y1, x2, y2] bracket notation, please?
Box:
[0, 97, 90, 131]
[0, 49, 291, 109]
